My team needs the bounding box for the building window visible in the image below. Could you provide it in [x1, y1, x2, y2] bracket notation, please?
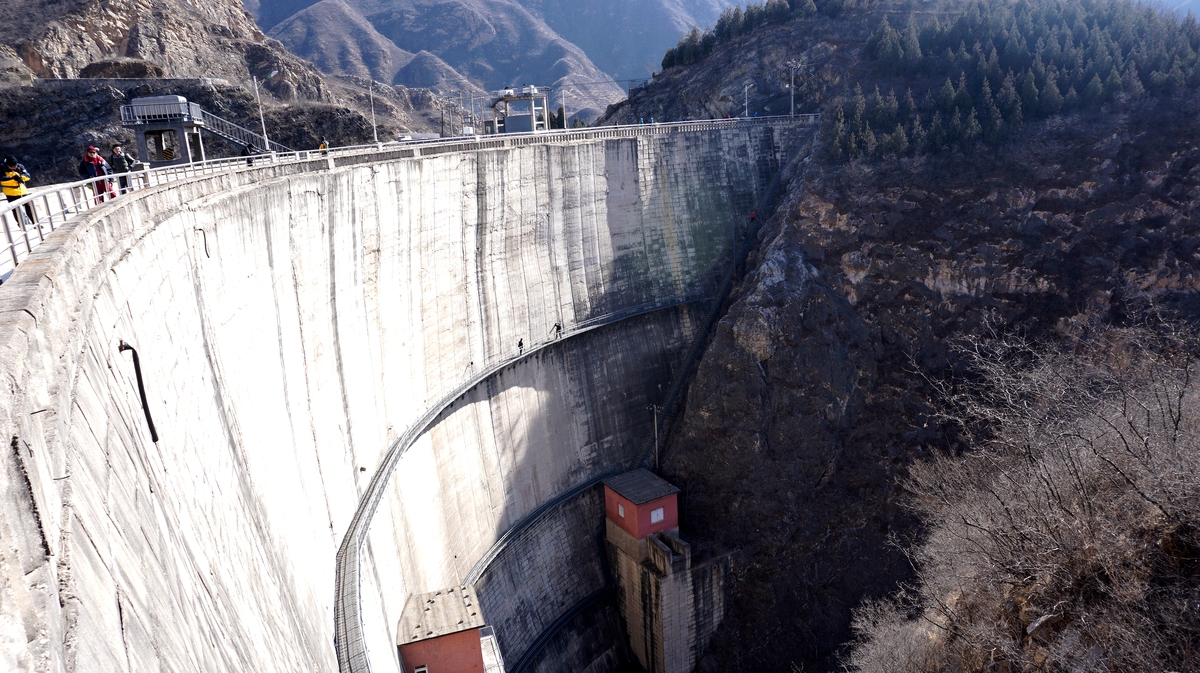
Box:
[651, 507, 664, 524]
[415, 667, 428, 673]
[618, 503, 625, 518]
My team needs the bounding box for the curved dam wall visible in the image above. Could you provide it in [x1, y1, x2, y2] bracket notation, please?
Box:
[0, 121, 800, 673]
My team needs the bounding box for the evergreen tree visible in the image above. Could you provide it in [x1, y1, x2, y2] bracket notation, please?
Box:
[938, 78, 957, 113]
[1064, 86, 1080, 108]
[929, 112, 946, 150]
[1040, 72, 1063, 114]
[1020, 69, 1040, 115]
[910, 115, 927, 153]
[1124, 62, 1145, 96]
[962, 108, 983, 146]
[850, 84, 867, 130]
[1082, 73, 1105, 107]
[997, 72, 1022, 123]
[902, 17, 924, 72]
[901, 88, 918, 118]
[1104, 66, 1124, 99]
[954, 72, 973, 110]
[861, 122, 877, 155]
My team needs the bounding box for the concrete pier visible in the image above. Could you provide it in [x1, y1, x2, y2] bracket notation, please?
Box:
[0, 119, 811, 673]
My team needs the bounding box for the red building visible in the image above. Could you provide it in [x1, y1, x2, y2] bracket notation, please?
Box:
[603, 468, 680, 542]
[396, 585, 506, 673]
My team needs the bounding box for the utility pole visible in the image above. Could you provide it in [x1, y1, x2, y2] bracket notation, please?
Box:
[742, 79, 756, 118]
[649, 404, 663, 470]
[368, 81, 379, 143]
[784, 59, 804, 116]
[253, 70, 278, 151]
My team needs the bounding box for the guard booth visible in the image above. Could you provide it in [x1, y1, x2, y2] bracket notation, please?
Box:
[493, 86, 549, 134]
[120, 95, 206, 167]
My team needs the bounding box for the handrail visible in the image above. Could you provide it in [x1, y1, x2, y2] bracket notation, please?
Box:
[198, 109, 293, 153]
[0, 114, 817, 283]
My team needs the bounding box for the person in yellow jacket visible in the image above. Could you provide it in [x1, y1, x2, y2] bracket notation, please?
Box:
[2, 156, 36, 227]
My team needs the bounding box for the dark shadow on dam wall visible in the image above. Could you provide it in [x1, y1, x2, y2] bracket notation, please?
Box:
[0, 120, 810, 673]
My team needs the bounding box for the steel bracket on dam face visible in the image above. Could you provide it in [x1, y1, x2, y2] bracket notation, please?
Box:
[0, 114, 817, 673]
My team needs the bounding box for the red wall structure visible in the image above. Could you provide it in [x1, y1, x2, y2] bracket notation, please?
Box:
[397, 628, 484, 673]
[603, 487, 678, 539]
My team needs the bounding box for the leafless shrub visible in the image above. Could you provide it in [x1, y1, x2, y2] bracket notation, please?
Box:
[847, 327, 1200, 672]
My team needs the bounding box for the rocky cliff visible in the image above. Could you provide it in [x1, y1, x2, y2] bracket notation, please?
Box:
[610, 4, 1200, 670]
[0, 0, 329, 101]
[661, 90, 1200, 671]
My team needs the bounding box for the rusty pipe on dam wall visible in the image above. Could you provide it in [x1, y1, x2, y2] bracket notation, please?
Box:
[119, 340, 159, 443]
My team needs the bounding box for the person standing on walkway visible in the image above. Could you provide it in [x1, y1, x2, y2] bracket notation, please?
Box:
[78, 146, 115, 203]
[1, 156, 36, 227]
[109, 144, 135, 194]
[318, 136, 329, 156]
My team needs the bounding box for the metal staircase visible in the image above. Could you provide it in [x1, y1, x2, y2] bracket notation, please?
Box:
[120, 100, 293, 153]
[198, 109, 292, 153]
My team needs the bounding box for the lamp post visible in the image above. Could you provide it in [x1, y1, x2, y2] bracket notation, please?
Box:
[742, 79, 756, 118]
[562, 88, 576, 128]
[368, 81, 379, 143]
[784, 59, 804, 116]
[253, 70, 278, 151]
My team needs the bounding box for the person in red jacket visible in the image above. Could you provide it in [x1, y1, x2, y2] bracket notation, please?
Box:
[78, 146, 115, 203]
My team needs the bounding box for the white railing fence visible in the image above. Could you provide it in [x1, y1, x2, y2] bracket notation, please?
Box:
[0, 114, 818, 283]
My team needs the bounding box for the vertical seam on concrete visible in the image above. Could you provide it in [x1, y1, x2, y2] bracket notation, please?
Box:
[328, 174, 360, 487]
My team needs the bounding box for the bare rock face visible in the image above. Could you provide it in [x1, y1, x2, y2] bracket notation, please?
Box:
[1, 0, 331, 102]
[78, 58, 164, 78]
[660, 93, 1200, 672]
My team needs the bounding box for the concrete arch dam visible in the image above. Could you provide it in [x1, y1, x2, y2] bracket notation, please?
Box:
[0, 119, 810, 673]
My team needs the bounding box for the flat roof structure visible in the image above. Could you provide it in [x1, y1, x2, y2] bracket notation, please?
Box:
[397, 585, 486, 644]
[602, 469, 680, 505]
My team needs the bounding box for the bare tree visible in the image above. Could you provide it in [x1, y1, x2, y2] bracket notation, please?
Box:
[848, 327, 1200, 673]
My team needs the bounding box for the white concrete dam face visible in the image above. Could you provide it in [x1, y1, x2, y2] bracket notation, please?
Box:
[0, 126, 794, 673]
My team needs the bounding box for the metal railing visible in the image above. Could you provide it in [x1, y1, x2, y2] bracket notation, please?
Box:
[120, 102, 294, 153]
[198, 109, 293, 153]
[1, 114, 817, 283]
[120, 101, 204, 124]
[0, 149, 317, 281]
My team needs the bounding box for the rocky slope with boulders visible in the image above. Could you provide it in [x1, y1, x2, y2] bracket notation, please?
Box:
[609, 3, 1200, 670]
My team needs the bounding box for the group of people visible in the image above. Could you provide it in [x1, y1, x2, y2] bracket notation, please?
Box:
[1, 144, 139, 229]
[78, 144, 138, 203]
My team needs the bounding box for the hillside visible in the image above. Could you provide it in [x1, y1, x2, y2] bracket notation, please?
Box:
[604, 1, 1200, 670]
[268, 0, 416, 83]
[266, 0, 626, 118]
[256, 0, 741, 117]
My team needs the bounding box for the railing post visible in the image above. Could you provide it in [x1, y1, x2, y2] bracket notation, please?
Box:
[2, 211, 18, 271]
